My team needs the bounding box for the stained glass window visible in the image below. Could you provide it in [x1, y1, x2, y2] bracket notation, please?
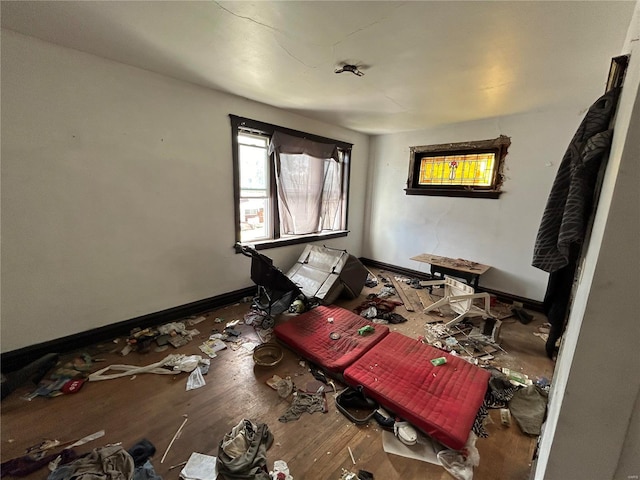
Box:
[418, 152, 496, 187]
[406, 136, 510, 198]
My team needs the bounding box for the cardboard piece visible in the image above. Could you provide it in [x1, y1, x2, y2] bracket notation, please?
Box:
[381, 430, 444, 466]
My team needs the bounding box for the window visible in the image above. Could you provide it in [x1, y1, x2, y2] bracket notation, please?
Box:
[405, 135, 510, 198]
[231, 115, 352, 250]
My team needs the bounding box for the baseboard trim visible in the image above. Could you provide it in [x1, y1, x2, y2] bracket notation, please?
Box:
[1, 286, 257, 373]
[360, 257, 543, 312]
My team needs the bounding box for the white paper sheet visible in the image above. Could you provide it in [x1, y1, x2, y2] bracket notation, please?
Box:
[179, 452, 217, 480]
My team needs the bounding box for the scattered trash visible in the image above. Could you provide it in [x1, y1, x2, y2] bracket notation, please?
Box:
[186, 316, 206, 326]
[356, 470, 374, 480]
[355, 298, 403, 321]
[535, 376, 550, 391]
[508, 385, 549, 435]
[279, 391, 327, 422]
[186, 368, 206, 391]
[89, 354, 205, 382]
[347, 446, 356, 465]
[360, 306, 377, 319]
[376, 286, 396, 298]
[340, 469, 358, 480]
[270, 459, 293, 480]
[501, 368, 532, 387]
[179, 452, 217, 480]
[225, 328, 241, 337]
[168, 336, 191, 349]
[289, 299, 306, 314]
[161, 415, 188, 463]
[199, 338, 227, 358]
[364, 272, 379, 288]
[381, 429, 443, 465]
[169, 461, 187, 471]
[217, 420, 273, 479]
[158, 322, 188, 336]
[500, 408, 512, 426]
[358, 326, 375, 336]
[511, 307, 534, 324]
[266, 375, 294, 398]
[394, 422, 418, 446]
[437, 433, 479, 480]
[244, 310, 265, 326]
[430, 357, 447, 367]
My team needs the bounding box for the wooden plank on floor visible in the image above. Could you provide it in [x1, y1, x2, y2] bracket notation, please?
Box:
[390, 276, 416, 312]
[415, 288, 434, 310]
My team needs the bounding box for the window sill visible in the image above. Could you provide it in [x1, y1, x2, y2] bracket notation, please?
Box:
[404, 188, 503, 199]
[235, 230, 349, 252]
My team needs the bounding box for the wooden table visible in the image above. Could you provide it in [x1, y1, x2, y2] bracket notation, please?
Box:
[410, 253, 491, 289]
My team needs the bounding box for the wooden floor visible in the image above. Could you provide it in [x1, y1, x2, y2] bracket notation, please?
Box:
[1, 269, 555, 480]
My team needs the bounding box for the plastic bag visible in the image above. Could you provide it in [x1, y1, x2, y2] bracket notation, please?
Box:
[436, 432, 479, 480]
[186, 366, 206, 390]
[270, 460, 293, 480]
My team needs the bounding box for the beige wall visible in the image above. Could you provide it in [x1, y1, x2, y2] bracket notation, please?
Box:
[365, 106, 605, 301]
[0, 30, 369, 352]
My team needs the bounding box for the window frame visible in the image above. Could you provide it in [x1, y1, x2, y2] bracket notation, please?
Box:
[230, 115, 352, 251]
[405, 135, 510, 199]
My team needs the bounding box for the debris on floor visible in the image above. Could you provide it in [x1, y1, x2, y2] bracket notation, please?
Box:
[266, 375, 294, 398]
[198, 338, 227, 358]
[179, 452, 218, 480]
[217, 419, 273, 479]
[278, 390, 327, 423]
[13, 353, 96, 401]
[508, 385, 549, 435]
[270, 459, 293, 480]
[436, 432, 480, 480]
[339, 469, 374, 480]
[88, 354, 208, 382]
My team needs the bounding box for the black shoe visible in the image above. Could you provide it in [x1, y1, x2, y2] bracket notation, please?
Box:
[338, 387, 377, 410]
[373, 410, 395, 429]
[512, 307, 533, 324]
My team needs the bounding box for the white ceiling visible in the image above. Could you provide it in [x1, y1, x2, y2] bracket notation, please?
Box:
[1, 1, 635, 134]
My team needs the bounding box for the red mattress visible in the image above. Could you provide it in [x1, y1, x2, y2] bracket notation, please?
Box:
[274, 305, 389, 373]
[343, 332, 490, 450]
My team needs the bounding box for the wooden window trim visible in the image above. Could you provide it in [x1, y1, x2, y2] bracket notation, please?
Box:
[405, 135, 510, 198]
[230, 115, 353, 251]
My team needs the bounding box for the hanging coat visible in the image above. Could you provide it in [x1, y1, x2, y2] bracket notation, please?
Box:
[532, 88, 620, 273]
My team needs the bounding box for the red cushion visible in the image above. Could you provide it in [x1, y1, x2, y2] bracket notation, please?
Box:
[274, 305, 389, 373]
[344, 332, 490, 450]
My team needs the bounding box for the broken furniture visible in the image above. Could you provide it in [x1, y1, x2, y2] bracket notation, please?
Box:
[274, 305, 489, 451]
[411, 253, 491, 289]
[421, 276, 494, 328]
[286, 245, 368, 304]
[240, 245, 302, 328]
